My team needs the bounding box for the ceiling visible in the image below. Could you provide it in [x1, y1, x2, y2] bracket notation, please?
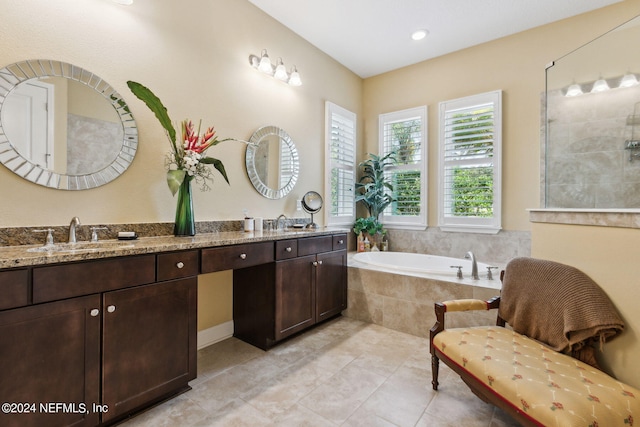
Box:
[249, 0, 623, 78]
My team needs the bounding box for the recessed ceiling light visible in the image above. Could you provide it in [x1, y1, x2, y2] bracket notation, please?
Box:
[411, 29, 428, 41]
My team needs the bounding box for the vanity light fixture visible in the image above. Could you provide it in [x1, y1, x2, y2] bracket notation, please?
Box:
[249, 49, 302, 86]
[565, 83, 583, 97]
[257, 50, 273, 74]
[273, 58, 288, 81]
[564, 73, 639, 97]
[288, 66, 302, 86]
[591, 77, 610, 93]
[620, 73, 639, 88]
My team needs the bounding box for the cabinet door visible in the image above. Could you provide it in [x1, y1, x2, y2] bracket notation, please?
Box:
[275, 255, 315, 341]
[0, 295, 101, 427]
[316, 250, 347, 322]
[102, 278, 197, 423]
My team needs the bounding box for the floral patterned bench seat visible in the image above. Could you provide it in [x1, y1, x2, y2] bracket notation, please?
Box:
[432, 324, 640, 427]
[430, 258, 639, 427]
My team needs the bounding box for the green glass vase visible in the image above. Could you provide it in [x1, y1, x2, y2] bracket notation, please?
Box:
[174, 175, 195, 236]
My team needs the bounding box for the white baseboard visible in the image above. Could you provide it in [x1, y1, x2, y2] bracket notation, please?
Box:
[197, 320, 234, 350]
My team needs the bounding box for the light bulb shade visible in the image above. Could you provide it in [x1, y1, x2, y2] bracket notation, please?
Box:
[565, 84, 583, 97]
[620, 73, 639, 88]
[288, 68, 302, 86]
[274, 59, 288, 81]
[591, 78, 609, 93]
[258, 51, 273, 74]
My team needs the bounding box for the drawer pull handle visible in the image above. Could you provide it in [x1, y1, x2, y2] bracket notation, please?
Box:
[176, 261, 185, 269]
[313, 260, 323, 267]
[338, 239, 344, 244]
[107, 305, 116, 313]
[90, 309, 99, 317]
[286, 247, 292, 252]
[240, 253, 247, 260]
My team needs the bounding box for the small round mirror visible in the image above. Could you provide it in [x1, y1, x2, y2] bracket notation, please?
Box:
[302, 190, 322, 229]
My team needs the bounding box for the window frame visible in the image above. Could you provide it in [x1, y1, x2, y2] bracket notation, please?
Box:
[438, 90, 502, 234]
[378, 106, 428, 230]
[324, 101, 357, 227]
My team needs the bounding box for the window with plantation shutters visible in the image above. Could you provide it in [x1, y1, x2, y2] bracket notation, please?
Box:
[438, 90, 502, 233]
[325, 102, 356, 226]
[378, 106, 427, 229]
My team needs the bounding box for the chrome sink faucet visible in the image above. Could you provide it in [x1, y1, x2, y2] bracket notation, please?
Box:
[465, 251, 479, 280]
[276, 214, 287, 231]
[68, 216, 81, 243]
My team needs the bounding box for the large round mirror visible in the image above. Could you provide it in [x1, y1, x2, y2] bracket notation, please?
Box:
[0, 59, 138, 190]
[245, 125, 299, 199]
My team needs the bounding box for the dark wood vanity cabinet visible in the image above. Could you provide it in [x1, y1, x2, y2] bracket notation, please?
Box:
[234, 233, 348, 349]
[0, 252, 198, 427]
[0, 294, 101, 427]
[0, 232, 345, 425]
[102, 277, 197, 423]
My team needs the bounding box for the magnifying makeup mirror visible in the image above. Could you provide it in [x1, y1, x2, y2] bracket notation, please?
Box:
[301, 191, 323, 229]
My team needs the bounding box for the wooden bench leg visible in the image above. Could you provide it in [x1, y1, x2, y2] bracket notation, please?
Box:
[431, 353, 440, 390]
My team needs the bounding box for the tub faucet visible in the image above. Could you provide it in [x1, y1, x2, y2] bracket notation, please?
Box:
[68, 216, 81, 243]
[465, 251, 479, 280]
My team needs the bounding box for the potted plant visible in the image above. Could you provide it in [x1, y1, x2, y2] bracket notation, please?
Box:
[354, 151, 396, 249]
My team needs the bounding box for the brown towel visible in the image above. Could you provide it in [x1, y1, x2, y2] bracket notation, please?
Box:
[499, 257, 624, 368]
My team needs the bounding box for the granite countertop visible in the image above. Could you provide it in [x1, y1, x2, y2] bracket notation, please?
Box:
[0, 228, 349, 270]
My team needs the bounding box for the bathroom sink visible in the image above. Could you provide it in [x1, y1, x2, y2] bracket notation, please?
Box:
[27, 241, 135, 253]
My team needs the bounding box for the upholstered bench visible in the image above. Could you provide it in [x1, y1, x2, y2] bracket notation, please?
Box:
[430, 258, 640, 427]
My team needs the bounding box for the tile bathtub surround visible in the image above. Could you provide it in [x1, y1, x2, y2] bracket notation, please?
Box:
[345, 266, 499, 338]
[385, 228, 531, 265]
[119, 317, 519, 427]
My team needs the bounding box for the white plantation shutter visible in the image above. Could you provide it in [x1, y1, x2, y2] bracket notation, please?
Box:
[379, 106, 427, 229]
[438, 90, 502, 233]
[325, 102, 356, 226]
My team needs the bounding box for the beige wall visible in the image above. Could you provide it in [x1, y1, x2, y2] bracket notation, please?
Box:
[531, 223, 640, 387]
[0, 0, 362, 333]
[0, 0, 362, 226]
[362, 1, 640, 231]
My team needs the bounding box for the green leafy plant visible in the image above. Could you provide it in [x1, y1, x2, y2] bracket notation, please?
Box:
[355, 151, 396, 220]
[127, 81, 231, 195]
[353, 217, 383, 236]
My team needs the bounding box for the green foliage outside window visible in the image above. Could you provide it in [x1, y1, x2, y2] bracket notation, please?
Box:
[450, 166, 493, 217]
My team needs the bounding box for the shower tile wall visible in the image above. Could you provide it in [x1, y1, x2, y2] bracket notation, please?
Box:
[546, 85, 640, 208]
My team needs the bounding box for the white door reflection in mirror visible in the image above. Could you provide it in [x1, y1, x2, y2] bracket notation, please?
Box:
[2, 80, 54, 169]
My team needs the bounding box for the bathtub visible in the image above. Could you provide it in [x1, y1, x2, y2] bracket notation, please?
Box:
[345, 251, 502, 338]
[352, 251, 492, 280]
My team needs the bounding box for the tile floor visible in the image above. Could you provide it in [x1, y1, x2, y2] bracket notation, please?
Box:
[119, 317, 520, 427]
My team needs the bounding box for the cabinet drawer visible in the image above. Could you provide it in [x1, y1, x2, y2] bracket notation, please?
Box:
[332, 234, 347, 251]
[0, 269, 29, 310]
[275, 239, 298, 260]
[157, 250, 199, 281]
[201, 242, 274, 273]
[298, 236, 333, 256]
[33, 255, 156, 303]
